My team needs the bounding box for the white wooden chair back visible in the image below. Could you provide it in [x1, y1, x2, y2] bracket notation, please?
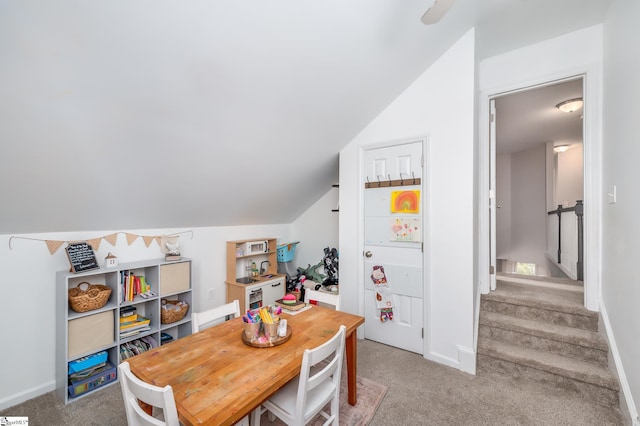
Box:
[251, 325, 346, 425]
[119, 361, 179, 426]
[191, 300, 241, 333]
[304, 288, 340, 310]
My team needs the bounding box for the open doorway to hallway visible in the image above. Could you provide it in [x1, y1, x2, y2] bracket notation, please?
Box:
[494, 78, 584, 279]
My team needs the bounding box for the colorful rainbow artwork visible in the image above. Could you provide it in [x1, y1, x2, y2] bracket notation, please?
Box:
[391, 190, 420, 213]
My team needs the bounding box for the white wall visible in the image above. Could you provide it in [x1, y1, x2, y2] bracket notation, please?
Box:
[340, 29, 476, 372]
[602, 0, 640, 421]
[496, 153, 512, 258]
[291, 187, 339, 274]
[509, 145, 547, 266]
[556, 143, 584, 207]
[0, 223, 292, 409]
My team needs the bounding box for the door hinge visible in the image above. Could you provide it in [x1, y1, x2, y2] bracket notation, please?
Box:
[490, 113, 495, 123]
[490, 265, 495, 275]
[422, 328, 424, 338]
[421, 242, 424, 253]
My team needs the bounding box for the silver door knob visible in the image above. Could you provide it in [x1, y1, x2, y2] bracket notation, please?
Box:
[364, 251, 373, 258]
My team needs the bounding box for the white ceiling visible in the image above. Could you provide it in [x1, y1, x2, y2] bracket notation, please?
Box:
[495, 78, 584, 155]
[0, 0, 612, 233]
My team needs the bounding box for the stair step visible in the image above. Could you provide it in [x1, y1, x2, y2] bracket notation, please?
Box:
[479, 311, 609, 366]
[498, 272, 583, 288]
[482, 282, 598, 331]
[478, 338, 619, 407]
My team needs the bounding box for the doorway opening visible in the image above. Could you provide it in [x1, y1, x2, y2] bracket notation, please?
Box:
[493, 78, 584, 281]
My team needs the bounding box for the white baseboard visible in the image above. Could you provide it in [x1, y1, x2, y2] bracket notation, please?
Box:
[0, 380, 56, 412]
[458, 345, 476, 375]
[424, 350, 460, 370]
[425, 347, 476, 374]
[599, 298, 639, 425]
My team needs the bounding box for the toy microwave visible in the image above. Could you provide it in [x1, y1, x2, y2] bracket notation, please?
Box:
[245, 240, 269, 255]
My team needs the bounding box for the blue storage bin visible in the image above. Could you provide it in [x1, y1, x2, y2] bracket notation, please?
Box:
[277, 242, 299, 262]
[68, 361, 116, 398]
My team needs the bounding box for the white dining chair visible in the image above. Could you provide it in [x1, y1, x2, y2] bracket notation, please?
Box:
[251, 325, 346, 426]
[304, 288, 340, 311]
[119, 361, 180, 426]
[191, 299, 241, 333]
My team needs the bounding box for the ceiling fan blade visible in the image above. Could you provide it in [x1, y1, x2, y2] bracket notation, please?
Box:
[420, 0, 456, 25]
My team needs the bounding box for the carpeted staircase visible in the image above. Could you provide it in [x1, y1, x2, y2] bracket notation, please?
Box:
[477, 274, 620, 408]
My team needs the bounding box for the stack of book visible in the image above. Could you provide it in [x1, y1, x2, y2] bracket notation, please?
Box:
[119, 307, 151, 338]
[120, 271, 155, 303]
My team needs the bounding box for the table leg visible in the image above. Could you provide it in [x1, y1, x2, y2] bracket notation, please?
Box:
[346, 331, 357, 406]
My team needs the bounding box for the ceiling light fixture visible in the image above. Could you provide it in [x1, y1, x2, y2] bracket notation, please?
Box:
[556, 98, 583, 113]
[554, 144, 570, 153]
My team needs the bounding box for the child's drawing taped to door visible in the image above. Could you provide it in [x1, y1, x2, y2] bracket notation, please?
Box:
[371, 265, 394, 322]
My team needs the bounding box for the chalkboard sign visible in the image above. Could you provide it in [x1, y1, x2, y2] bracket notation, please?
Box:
[66, 242, 100, 273]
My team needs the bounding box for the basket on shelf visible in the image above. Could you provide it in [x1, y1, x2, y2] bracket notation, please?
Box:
[68, 282, 112, 313]
[277, 241, 299, 263]
[161, 299, 189, 324]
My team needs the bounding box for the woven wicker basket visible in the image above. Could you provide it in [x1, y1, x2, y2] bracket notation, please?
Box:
[68, 282, 112, 313]
[161, 299, 189, 324]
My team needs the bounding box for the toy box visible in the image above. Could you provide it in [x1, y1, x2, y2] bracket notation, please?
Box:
[68, 361, 116, 398]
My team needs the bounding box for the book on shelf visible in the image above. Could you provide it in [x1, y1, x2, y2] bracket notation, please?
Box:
[120, 306, 136, 317]
[69, 362, 107, 380]
[165, 254, 181, 261]
[120, 327, 151, 338]
[120, 313, 138, 323]
[120, 316, 150, 331]
[120, 271, 152, 302]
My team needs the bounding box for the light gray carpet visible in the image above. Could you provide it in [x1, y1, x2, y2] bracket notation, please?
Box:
[1, 339, 624, 425]
[358, 339, 623, 425]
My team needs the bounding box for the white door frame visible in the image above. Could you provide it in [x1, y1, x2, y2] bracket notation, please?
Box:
[478, 65, 602, 311]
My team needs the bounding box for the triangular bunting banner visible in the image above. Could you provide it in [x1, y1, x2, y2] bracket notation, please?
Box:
[46, 240, 65, 255]
[126, 233, 139, 245]
[87, 238, 102, 251]
[103, 233, 118, 246]
[11, 229, 191, 255]
[143, 236, 156, 247]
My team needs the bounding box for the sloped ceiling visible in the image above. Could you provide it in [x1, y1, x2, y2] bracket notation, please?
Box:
[0, 0, 612, 233]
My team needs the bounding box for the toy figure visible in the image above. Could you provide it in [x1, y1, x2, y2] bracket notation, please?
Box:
[321, 247, 339, 288]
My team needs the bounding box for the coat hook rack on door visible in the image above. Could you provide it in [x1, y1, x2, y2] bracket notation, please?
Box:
[365, 174, 421, 189]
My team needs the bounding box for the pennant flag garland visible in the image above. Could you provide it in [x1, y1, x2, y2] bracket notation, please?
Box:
[103, 233, 118, 246]
[46, 240, 65, 255]
[142, 236, 157, 248]
[9, 230, 193, 255]
[87, 237, 102, 251]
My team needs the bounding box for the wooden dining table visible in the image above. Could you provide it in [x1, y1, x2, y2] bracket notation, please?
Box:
[127, 305, 365, 426]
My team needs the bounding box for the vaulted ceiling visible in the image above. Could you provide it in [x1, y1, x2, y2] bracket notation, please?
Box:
[0, 0, 612, 233]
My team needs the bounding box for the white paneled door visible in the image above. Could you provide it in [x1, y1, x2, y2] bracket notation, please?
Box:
[362, 141, 424, 354]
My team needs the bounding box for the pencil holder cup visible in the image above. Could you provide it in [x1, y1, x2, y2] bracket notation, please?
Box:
[244, 322, 261, 341]
[263, 317, 280, 341]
